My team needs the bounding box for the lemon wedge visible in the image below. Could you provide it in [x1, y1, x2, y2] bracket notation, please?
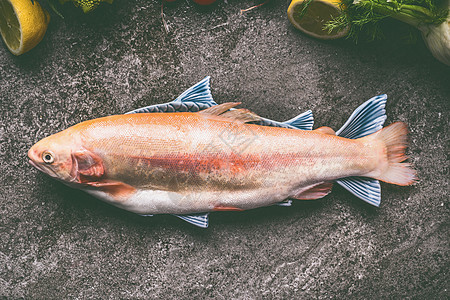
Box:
[0, 0, 50, 55]
[287, 0, 349, 40]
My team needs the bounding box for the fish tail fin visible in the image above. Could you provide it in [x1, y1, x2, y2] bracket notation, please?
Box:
[369, 122, 417, 186]
[335, 95, 415, 207]
[336, 94, 387, 139]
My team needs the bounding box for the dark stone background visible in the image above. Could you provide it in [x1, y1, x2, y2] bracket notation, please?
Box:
[0, 0, 448, 298]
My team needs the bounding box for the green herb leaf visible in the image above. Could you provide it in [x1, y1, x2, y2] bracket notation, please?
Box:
[324, 0, 449, 41]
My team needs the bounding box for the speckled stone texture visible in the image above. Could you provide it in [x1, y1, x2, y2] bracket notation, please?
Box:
[0, 0, 448, 298]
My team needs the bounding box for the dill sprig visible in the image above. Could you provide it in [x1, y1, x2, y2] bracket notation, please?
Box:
[324, 0, 449, 41]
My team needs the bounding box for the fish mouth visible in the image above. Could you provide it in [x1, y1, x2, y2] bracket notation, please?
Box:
[28, 159, 58, 178]
[29, 159, 41, 170]
[28, 159, 46, 174]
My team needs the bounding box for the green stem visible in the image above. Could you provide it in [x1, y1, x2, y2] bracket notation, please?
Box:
[355, 0, 436, 28]
[400, 5, 434, 18]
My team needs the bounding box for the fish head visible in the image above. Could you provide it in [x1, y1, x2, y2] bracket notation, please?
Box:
[28, 132, 79, 183]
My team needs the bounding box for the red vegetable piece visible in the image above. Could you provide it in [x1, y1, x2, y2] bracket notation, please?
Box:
[192, 0, 217, 5]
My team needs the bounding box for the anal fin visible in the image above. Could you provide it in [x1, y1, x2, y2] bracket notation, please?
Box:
[213, 205, 243, 211]
[292, 182, 333, 200]
[173, 213, 209, 228]
[275, 199, 292, 207]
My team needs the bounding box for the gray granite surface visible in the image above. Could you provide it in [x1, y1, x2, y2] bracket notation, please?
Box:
[0, 0, 449, 298]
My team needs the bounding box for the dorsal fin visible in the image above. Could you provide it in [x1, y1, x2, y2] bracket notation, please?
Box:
[126, 77, 315, 131]
[199, 102, 261, 123]
[199, 102, 241, 115]
[173, 76, 215, 104]
[126, 76, 216, 114]
[221, 109, 261, 123]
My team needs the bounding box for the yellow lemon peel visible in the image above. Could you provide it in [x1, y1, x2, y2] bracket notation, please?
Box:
[288, 0, 349, 40]
[0, 0, 50, 55]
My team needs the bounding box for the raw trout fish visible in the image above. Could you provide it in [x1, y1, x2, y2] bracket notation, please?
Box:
[28, 77, 416, 228]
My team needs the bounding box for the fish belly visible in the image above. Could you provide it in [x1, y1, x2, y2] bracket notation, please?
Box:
[84, 185, 293, 214]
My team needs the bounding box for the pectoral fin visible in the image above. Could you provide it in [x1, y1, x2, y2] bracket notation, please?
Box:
[292, 182, 333, 200]
[72, 150, 104, 181]
[85, 181, 136, 200]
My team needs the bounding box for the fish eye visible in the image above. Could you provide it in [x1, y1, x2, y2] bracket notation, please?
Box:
[42, 151, 54, 164]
